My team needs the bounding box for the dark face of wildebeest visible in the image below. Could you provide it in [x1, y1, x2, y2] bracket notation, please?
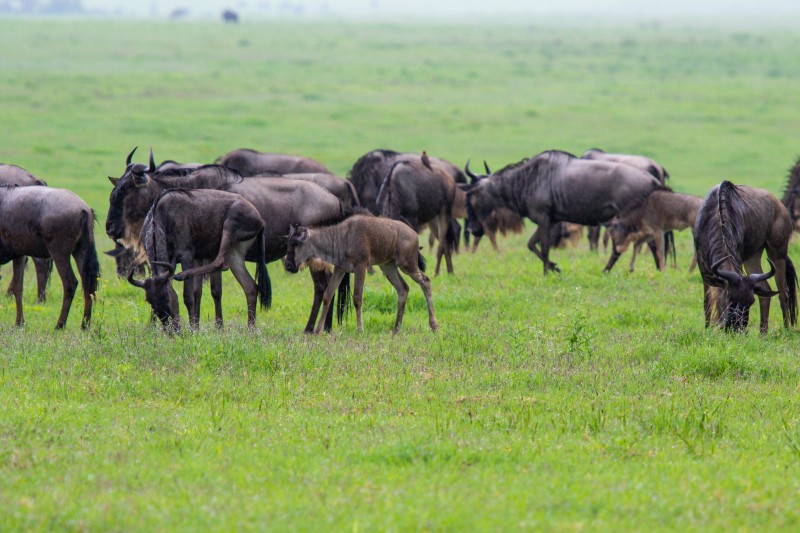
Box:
[283, 225, 310, 274]
[127, 261, 181, 331]
[106, 147, 157, 244]
[710, 256, 777, 332]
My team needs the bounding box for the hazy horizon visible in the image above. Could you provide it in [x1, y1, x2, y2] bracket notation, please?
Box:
[69, 0, 800, 20]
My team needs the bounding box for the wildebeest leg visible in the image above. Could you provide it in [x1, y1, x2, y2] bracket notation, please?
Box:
[313, 267, 348, 334]
[10, 257, 26, 327]
[379, 263, 409, 335]
[7, 256, 27, 298]
[527, 223, 560, 274]
[688, 252, 698, 272]
[179, 260, 199, 331]
[227, 255, 258, 327]
[306, 268, 335, 333]
[51, 253, 78, 330]
[210, 271, 224, 328]
[404, 266, 439, 332]
[603, 248, 622, 273]
[628, 241, 643, 272]
[352, 264, 368, 332]
[34, 257, 52, 303]
[434, 214, 454, 275]
[653, 231, 667, 271]
[744, 256, 782, 333]
[587, 226, 600, 252]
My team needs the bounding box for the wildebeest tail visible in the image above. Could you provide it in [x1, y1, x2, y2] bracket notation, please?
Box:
[79, 209, 100, 296]
[255, 227, 272, 310]
[447, 217, 461, 253]
[336, 272, 352, 325]
[418, 250, 427, 273]
[786, 256, 798, 326]
[666, 230, 676, 267]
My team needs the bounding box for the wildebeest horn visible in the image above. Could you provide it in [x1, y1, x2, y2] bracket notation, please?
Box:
[126, 146, 138, 166]
[149, 260, 175, 281]
[127, 269, 145, 288]
[148, 148, 156, 173]
[749, 258, 776, 283]
[710, 255, 741, 284]
[465, 160, 480, 183]
[483, 160, 491, 174]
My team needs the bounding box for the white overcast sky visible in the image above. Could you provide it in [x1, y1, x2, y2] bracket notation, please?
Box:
[81, 1, 800, 19]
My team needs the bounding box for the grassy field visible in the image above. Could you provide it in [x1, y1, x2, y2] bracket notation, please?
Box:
[2, 16, 800, 530]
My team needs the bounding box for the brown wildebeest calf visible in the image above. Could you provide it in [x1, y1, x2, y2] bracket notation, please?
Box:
[603, 189, 704, 273]
[127, 189, 269, 331]
[0, 185, 99, 329]
[283, 214, 438, 335]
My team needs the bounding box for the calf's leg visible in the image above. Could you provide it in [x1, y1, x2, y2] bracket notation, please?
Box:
[380, 263, 410, 334]
[313, 267, 348, 334]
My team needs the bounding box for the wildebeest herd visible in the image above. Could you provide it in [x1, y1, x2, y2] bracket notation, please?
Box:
[1, 147, 799, 334]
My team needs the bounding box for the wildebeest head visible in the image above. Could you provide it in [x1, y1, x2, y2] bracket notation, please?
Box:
[710, 256, 778, 332]
[283, 225, 310, 273]
[127, 260, 181, 331]
[460, 160, 495, 237]
[106, 147, 158, 244]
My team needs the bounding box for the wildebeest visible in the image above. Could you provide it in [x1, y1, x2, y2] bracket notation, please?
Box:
[375, 152, 457, 275]
[216, 148, 329, 176]
[463, 162, 526, 253]
[284, 214, 438, 334]
[106, 148, 349, 332]
[780, 155, 800, 232]
[603, 189, 703, 273]
[222, 9, 239, 23]
[461, 150, 662, 274]
[0, 185, 99, 329]
[105, 241, 147, 278]
[0, 163, 52, 302]
[694, 181, 797, 332]
[127, 189, 269, 331]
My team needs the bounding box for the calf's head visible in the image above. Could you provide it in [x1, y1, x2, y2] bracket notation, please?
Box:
[283, 225, 310, 273]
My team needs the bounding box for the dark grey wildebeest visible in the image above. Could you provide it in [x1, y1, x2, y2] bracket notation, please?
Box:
[376, 153, 458, 275]
[284, 213, 438, 335]
[257, 172, 360, 208]
[460, 150, 662, 275]
[216, 148, 329, 176]
[128, 189, 269, 331]
[0, 163, 52, 302]
[694, 181, 797, 333]
[106, 148, 349, 332]
[0, 185, 99, 329]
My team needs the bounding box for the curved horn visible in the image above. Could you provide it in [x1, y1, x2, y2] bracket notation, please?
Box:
[710, 255, 741, 284]
[149, 260, 175, 281]
[127, 269, 145, 288]
[126, 146, 138, 166]
[465, 160, 480, 183]
[749, 258, 776, 283]
[148, 148, 156, 173]
[483, 160, 491, 174]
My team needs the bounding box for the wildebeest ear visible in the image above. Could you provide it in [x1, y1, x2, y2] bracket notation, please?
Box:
[108, 176, 119, 186]
[104, 247, 125, 258]
[296, 227, 309, 242]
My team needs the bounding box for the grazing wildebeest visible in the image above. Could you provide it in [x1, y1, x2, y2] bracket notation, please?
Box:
[216, 148, 329, 176]
[222, 9, 239, 23]
[375, 153, 457, 275]
[603, 189, 704, 273]
[106, 148, 349, 332]
[284, 214, 438, 335]
[463, 161, 526, 253]
[0, 185, 99, 329]
[0, 164, 52, 302]
[694, 181, 797, 333]
[461, 150, 662, 274]
[127, 189, 269, 331]
[780, 155, 800, 232]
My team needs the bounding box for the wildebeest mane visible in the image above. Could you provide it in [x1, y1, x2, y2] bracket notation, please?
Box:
[153, 164, 245, 186]
[716, 181, 746, 272]
[140, 188, 195, 269]
[781, 155, 800, 214]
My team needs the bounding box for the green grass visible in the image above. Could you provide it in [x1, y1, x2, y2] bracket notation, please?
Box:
[2, 16, 800, 530]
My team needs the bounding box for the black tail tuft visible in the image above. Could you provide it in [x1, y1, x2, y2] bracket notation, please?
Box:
[255, 228, 272, 310]
[447, 217, 461, 253]
[79, 210, 100, 295]
[418, 251, 427, 273]
[786, 256, 798, 327]
[336, 272, 352, 325]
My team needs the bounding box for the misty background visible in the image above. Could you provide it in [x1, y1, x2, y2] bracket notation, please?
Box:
[2, 0, 799, 20]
